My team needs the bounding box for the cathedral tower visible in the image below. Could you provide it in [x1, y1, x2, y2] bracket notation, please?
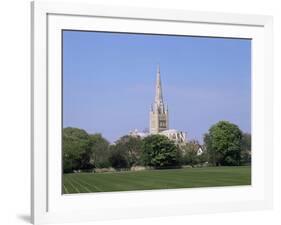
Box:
[149, 65, 169, 134]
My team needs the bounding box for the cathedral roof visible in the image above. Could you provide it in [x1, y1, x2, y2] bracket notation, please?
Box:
[160, 129, 180, 134]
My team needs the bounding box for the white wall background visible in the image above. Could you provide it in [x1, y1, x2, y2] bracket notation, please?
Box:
[0, 0, 280, 224]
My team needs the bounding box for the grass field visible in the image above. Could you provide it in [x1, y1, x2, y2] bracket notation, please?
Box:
[63, 166, 251, 194]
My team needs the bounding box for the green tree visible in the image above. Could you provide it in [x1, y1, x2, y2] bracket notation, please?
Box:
[108, 145, 129, 170]
[114, 135, 143, 167]
[204, 133, 215, 165]
[89, 134, 110, 168]
[197, 150, 208, 165]
[204, 121, 242, 166]
[240, 133, 251, 165]
[63, 127, 93, 173]
[182, 140, 204, 167]
[142, 134, 181, 168]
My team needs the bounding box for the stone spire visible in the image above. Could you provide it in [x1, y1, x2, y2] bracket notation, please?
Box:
[155, 64, 164, 105]
[150, 65, 169, 134]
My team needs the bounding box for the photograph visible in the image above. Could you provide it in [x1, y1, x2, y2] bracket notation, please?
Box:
[62, 30, 251, 194]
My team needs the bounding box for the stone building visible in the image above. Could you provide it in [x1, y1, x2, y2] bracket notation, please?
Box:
[160, 129, 187, 144]
[129, 65, 187, 144]
[149, 65, 169, 134]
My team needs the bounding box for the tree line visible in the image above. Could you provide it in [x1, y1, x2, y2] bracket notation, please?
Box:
[63, 121, 251, 173]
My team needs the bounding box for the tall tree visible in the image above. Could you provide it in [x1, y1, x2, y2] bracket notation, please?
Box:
[114, 135, 143, 167]
[108, 145, 130, 170]
[63, 127, 93, 173]
[142, 134, 181, 168]
[182, 140, 205, 167]
[204, 121, 242, 166]
[240, 133, 251, 165]
[89, 134, 110, 168]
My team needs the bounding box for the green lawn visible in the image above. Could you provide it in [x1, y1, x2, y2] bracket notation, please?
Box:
[63, 166, 251, 194]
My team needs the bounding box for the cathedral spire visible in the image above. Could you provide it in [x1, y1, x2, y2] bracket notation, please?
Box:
[155, 65, 164, 105]
[150, 65, 169, 134]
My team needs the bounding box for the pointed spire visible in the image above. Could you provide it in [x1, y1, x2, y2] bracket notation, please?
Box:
[155, 65, 164, 105]
[150, 65, 169, 134]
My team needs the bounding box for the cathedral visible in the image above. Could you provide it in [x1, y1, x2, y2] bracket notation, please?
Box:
[129, 65, 187, 144]
[149, 65, 169, 134]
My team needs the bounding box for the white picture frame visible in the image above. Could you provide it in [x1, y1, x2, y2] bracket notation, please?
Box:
[31, 1, 273, 224]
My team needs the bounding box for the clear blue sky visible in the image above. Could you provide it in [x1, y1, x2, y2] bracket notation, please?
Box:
[63, 30, 251, 143]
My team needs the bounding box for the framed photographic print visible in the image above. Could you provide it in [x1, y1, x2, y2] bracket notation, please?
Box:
[31, 1, 273, 224]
